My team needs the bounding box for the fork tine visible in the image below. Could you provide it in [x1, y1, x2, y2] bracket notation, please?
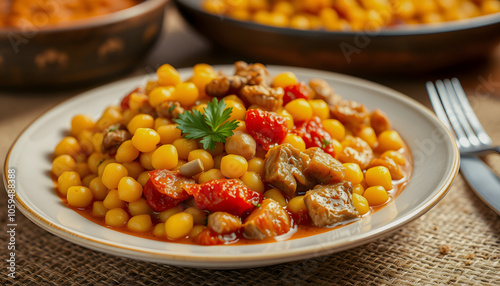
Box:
[450, 78, 493, 146]
[434, 80, 471, 149]
[426, 81, 453, 131]
[442, 79, 481, 147]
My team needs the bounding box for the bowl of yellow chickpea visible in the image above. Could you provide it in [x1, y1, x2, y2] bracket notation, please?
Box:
[4, 62, 459, 267]
[0, 0, 168, 89]
[175, 0, 500, 73]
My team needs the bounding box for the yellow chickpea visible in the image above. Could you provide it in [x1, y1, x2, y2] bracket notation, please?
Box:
[88, 177, 108, 201]
[157, 64, 180, 86]
[148, 86, 174, 108]
[97, 159, 117, 178]
[172, 138, 198, 160]
[157, 124, 182, 144]
[82, 174, 97, 188]
[357, 126, 377, 149]
[308, 99, 330, 120]
[264, 189, 287, 207]
[127, 114, 155, 135]
[151, 144, 179, 170]
[220, 154, 248, 178]
[128, 198, 154, 216]
[57, 171, 82, 196]
[172, 82, 199, 107]
[188, 149, 214, 170]
[273, 72, 298, 88]
[287, 196, 307, 215]
[52, 154, 76, 177]
[132, 128, 160, 152]
[103, 189, 127, 209]
[365, 166, 393, 190]
[122, 161, 145, 179]
[363, 186, 389, 206]
[352, 183, 365, 195]
[105, 208, 129, 227]
[381, 150, 406, 166]
[281, 134, 306, 151]
[343, 163, 363, 185]
[115, 140, 140, 163]
[159, 205, 183, 222]
[71, 114, 95, 137]
[322, 119, 346, 141]
[184, 207, 207, 225]
[139, 150, 155, 170]
[285, 98, 313, 122]
[352, 193, 370, 215]
[225, 100, 247, 121]
[137, 171, 151, 186]
[67, 186, 93, 208]
[377, 130, 404, 152]
[117, 177, 143, 202]
[154, 117, 172, 130]
[75, 163, 91, 179]
[240, 171, 265, 193]
[127, 214, 153, 232]
[198, 169, 225, 184]
[87, 152, 104, 174]
[96, 107, 122, 130]
[54, 136, 80, 158]
[247, 157, 265, 177]
[153, 223, 166, 238]
[101, 163, 128, 189]
[190, 225, 207, 238]
[290, 14, 311, 30]
[165, 212, 194, 240]
[91, 201, 108, 217]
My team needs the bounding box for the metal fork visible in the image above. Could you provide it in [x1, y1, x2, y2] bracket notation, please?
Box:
[426, 78, 499, 155]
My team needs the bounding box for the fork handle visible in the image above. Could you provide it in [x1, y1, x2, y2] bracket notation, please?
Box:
[460, 146, 500, 156]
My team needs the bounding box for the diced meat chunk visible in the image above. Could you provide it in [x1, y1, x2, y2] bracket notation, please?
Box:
[265, 144, 314, 197]
[303, 147, 345, 184]
[240, 85, 284, 111]
[205, 75, 247, 98]
[303, 182, 359, 227]
[207, 212, 242, 234]
[309, 78, 341, 106]
[338, 136, 374, 170]
[156, 101, 184, 119]
[243, 198, 291, 239]
[370, 109, 391, 134]
[330, 99, 370, 130]
[234, 61, 270, 86]
[101, 124, 131, 154]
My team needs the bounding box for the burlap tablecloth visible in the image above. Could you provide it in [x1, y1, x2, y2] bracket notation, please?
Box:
[1, 6, 499, 285]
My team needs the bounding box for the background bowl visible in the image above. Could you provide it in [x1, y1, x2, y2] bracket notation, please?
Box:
[175, 0, 500, 74]
[0, 0, 169, 89]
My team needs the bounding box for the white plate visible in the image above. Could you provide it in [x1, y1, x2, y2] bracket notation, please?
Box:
[3, 66, 459, 269]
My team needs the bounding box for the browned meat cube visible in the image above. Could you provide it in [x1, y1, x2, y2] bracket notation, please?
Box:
[370, 109, 391, 135]
[101, 124, 131, 155]
[205, 75, 247, 98]
[265, 144, 314, 197]
[303, 182, 359, 227]
[330, 99, 370, 130]
[303, 147, 345, 184]
[156, 101, 183, 119]
[338, 136, 374, 170]
[234, 61, 270, 86]
[309, 78, 342, 106]
[207, 212, 242, 234]
[243, 199, 291, 239]
[240, 85, 284, 111]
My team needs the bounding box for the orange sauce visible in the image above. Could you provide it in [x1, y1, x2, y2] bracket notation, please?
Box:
[55, 144, 413, 246]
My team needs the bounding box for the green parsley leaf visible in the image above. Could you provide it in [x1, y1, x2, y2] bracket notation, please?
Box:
[321, 138, 331, 149]
[174, 98, 239, 151]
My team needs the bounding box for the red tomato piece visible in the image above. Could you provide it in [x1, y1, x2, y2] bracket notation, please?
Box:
[143, 180, 185, 212]
[195, 229, 239, 246]
[120, 88, 140, 110]
[283, 82, 310, 105]
[184, 179, 263, 217]
[143, 170, 193, 212]
[292, 116, 336, 156]
[245, 109, 288, 150]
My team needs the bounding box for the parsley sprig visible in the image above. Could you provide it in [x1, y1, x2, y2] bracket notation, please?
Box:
[174, 98, 239, 151]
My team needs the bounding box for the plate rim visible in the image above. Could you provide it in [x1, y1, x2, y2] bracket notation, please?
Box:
[3, 65, 460, 268]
